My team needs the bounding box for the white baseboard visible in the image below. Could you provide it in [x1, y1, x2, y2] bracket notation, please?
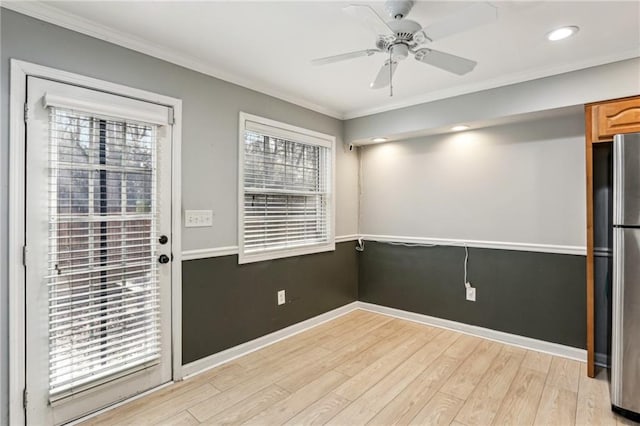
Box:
[180, 302, 359, 378]
[182, 300, 586, 381]
[335, 234, 358, 243]
[357, 302, 587, 362]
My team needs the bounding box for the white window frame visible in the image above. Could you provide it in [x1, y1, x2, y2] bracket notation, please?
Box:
[8, 60, 183, 425]
[238, 112, 336, 264]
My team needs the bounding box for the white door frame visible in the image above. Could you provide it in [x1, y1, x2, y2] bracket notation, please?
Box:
[8, 59, 183, 425]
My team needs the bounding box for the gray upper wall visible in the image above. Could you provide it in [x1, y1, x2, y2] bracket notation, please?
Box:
[359, 114, 587, 248]
[343, 58, 640, 144]
[0, 6, 636, 424]
[0, 8, 359, 424]
[0, 8, 359, 251]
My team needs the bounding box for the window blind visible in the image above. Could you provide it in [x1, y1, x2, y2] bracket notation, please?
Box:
[47, 107, 161, 398]
[242, 128, 331, 258]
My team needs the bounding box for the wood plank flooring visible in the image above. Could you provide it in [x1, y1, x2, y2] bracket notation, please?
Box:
[83, 310, 631, 426]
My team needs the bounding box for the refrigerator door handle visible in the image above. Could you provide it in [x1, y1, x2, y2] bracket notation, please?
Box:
[611, 227, 623, 406]
[613, 135, 623, 225]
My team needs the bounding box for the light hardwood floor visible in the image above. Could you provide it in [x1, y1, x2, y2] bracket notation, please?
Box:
[83, 310, 633, 426]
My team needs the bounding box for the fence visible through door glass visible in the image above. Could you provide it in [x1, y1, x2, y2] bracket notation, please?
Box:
[48, 108, 161, 398]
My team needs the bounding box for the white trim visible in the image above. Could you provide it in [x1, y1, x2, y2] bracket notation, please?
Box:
[181, 302, 359, 378]
[181, 235, 357, 261]
[182, 300, 587, 380]
[239, 244, 337, 265]
[8, 60, 183, 423]
[78, 301, 587, 420]
[42, 91, 170, 125]
[335, 234, 358, 243]
[3, 2, 639, 121]
[237, 112, 336, 265]
[357, 302, 587, 362]
[9, 59, 28, 426]
[182, 246, 239, 260]
[1, 1, 343, 120]
[360, 234, 586, 256]
[170, 97, 184, 381]
[179, 234, 579, 261]
[245, 117, 333, 149]
[342, 50, 640, 119]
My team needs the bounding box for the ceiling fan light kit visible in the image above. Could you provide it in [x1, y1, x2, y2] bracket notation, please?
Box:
[391, 43, 409, 61]
[312, 1, 498, 96]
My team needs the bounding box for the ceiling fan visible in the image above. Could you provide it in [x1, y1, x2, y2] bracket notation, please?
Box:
[312, 0, 497, 94]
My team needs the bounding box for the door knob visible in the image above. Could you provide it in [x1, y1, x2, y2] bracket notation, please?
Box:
[159, 235, 168, 245]
[158, 254, 170, 264]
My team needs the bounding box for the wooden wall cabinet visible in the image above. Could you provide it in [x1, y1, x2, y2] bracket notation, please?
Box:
[585, 95, 640, 377]
[591, 98, 640, 142]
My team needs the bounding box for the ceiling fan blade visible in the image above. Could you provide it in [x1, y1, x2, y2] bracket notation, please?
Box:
[417, 3, 497, 42]
[370, 60, 398, 89]
[343, 5, 395, 39]
[311, 49, 380, 66]
[414, 48, 477, 75]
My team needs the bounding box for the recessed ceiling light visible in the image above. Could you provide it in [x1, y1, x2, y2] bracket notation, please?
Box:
[451, 125, 470, 132]
[372, 137, 388, 143]
[546, 26, 579, 41]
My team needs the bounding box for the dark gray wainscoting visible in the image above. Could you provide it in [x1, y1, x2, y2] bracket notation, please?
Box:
[182, 241, 358, 364]
[358, 241, 586, 349]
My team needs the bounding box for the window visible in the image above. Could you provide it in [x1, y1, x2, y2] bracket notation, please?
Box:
[238, 113, 335, 263]
[46, 105, 165, 397]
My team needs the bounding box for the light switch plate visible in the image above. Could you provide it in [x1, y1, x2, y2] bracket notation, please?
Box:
[184, 210, 213, 227]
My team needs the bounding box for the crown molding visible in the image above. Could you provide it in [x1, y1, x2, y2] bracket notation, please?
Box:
[343, 51, 640, 120]
[1, 1, 345, 120]
[4, 2, 638, 123]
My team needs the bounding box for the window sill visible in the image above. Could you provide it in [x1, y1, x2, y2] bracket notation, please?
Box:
[238, 242, 336, 264]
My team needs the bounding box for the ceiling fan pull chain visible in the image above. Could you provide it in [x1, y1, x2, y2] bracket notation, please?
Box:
[389, 50, 394, 97]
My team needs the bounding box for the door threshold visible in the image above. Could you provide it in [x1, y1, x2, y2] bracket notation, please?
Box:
[66, 381, 175, 426]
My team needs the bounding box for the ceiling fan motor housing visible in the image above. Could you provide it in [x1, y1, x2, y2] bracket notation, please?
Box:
[378, 19, 422, 59]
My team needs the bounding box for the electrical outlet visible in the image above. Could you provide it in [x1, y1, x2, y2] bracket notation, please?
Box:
[277, 290, 286, 306]
[466, 286, 476, 302]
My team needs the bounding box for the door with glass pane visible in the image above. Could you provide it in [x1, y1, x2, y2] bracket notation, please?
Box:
[25, 77, 173, 425]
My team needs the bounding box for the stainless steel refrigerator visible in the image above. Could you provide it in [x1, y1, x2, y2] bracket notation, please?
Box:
[612, 132, 640, 421]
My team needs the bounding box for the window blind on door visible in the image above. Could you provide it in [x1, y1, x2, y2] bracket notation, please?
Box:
[241, 128, 332, 259]
[47, 107, 161, 398]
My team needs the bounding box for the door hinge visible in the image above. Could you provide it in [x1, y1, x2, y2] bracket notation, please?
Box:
[168, 108, 175, 125]
[23, 388, 28, 410]
[22, 245, 27, 267]
[23, 103, 29, 123]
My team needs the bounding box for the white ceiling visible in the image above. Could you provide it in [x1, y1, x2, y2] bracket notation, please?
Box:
[10, 1, 640, 119]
